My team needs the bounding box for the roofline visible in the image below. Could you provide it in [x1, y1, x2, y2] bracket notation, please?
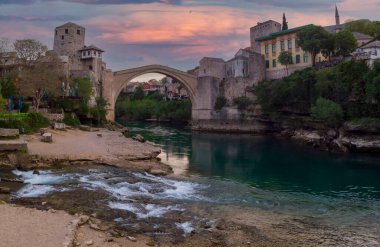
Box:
[255, 24, 315, 42]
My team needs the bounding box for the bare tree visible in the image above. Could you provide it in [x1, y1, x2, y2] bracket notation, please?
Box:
[13, 39, 47, 67]
[18, 52, 65, 111]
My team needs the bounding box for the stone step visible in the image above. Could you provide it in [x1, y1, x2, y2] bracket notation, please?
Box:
[0, 140, 27, 151]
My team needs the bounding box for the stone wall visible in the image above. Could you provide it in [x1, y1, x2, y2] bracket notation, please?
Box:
[265, 66, 309, 80]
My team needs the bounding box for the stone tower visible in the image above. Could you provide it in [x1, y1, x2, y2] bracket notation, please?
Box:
[250, 20, 282, 53]
[53, 22, 86, 70]
[335, 5, 340, 25]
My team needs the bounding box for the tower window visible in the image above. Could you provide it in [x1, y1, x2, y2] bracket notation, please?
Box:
[65, 29, 68, 34]
[89, 65, 93, 71]
[61, 35, 64, 40]
[87, 51, 90, 56]
[77, 30, 80, 35]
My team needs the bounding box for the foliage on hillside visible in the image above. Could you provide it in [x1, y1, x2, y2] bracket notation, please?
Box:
[116, 92, 191, 121]
[256, 60, 380, 125]
[344, 19, 380, 39]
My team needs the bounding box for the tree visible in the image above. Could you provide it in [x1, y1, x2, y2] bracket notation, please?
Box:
[321, 33, 335, 61]
[311, 97, 343, 126]
[297, 26, 330, 66]
[13, 39, 47, 67]
[278, 51, 293, 76]
[345, 19, 380, 39]
[18, 52, 65, 111]
[282, 13, 288, 31]
[334, 30, 358, 57]
[133, 86, 144, 100]
[74, 77, 93, 102]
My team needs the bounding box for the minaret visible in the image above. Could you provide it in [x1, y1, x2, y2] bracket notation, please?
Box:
[282, 13, 288, 30]
[335, 4, 340, 25]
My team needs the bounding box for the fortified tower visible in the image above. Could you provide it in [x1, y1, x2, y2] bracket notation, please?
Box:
[250, 20, 281, 53]
[53, 22, 86, 70]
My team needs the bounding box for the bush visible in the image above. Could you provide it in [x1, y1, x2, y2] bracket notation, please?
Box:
[214, 96, 227, 110]
[20, 102, 30, 113]
[0, 112, 49, 134]
[311, 98, 343, 126]
[233, 97, 252, 111]
[63, 112, 81, 127]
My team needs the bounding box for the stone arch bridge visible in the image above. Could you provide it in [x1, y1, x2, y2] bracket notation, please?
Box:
[102, 65, 218, 122]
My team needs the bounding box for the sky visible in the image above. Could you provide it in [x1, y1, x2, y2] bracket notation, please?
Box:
[0, 0, 379, 76]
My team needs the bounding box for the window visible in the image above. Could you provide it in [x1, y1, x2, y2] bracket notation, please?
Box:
[94, 51, 97, 56]
[265, 45, 269, 54]
[77, 30, 81, 35]
[272, 59, 276, 68]
[61, 35, 64, 40]
[89, 65, 93, 70]
[65, 29, 68, 34]
[288, 40, 292, 49]
[280, 40, 285, 51]
[266, 60, 270, 69]
[87, 51, 90, 56]
[295, 39, 299, 48]
[272, 44, 276, 53]
[303, 54, 309, 63]
[289, 56, 293, 64]
[296, 54, 301, 64]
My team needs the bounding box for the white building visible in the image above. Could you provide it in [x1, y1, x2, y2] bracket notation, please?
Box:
[353, 40, 380, 67]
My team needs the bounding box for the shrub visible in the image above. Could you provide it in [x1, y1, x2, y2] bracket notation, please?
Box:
[63, 112, 81, 127]
[0, 112, 49, 134]
[311, 98, 343, 126]
[233, 96, 252, 111]
[214, 96, 227, 110]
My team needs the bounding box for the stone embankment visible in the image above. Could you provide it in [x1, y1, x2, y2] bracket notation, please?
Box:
[280, 122, 380, 153]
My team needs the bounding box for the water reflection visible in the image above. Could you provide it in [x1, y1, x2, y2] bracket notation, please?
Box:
[124, 121, 380, 199]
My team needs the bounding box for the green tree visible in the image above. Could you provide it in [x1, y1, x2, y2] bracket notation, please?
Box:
[311, 97, 343, 126]
[334, 30, 358, 56]
[366, 75, 380, 102]
[0, 77, 17, 98]
[278, 51, 293, 76]
[90, 97, 108, 124]
[321, 33, 335, 61]
[133, 86, 144, 100]
[297, 26, 330, 66]
[74, 78, 93, 102]
[345, 19, 380, 39]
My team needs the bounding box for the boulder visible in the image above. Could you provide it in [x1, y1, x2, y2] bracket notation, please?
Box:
[41, 133, 53, 143]
[121, 127, 129, 135]
[79, 125, 91, 132]
[54, 122, 66, 130]
[132, 134, 145, 143]
[40, 128, 48, 136]
[0, 187, 10, 194]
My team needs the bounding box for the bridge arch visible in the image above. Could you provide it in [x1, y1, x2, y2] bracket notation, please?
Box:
[103, 65, 198, 121]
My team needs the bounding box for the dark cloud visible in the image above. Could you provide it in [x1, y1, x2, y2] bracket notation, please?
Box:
[244, 0, 344, 9]
[0, 0, 181, 4]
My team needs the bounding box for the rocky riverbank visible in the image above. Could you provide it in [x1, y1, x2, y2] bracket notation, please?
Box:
[192, 118, 380, 154]
[2, 127, 172, 176]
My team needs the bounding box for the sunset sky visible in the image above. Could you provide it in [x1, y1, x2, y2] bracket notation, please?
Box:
[0, 0, 379, 74]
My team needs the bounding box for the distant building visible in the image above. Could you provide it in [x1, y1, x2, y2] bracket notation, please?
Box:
[53, 22, 107, 98]
[253, 5, 375, 79]
[255, 24, 324, 79]
[353, 40, 380, 67]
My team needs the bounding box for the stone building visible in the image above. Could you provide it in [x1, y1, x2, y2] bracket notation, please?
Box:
[250, 20, 282, 53]
[53, 22, 106, 97]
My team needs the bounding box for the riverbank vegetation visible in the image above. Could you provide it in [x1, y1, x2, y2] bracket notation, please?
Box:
[256, 60, 380, 126]
[116, 88, 191, 122]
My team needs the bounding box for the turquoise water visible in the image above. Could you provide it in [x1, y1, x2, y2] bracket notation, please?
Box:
[124, 121, 380, 222]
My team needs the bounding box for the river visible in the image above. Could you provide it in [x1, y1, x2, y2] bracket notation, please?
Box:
[10, 121, 380, 245]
